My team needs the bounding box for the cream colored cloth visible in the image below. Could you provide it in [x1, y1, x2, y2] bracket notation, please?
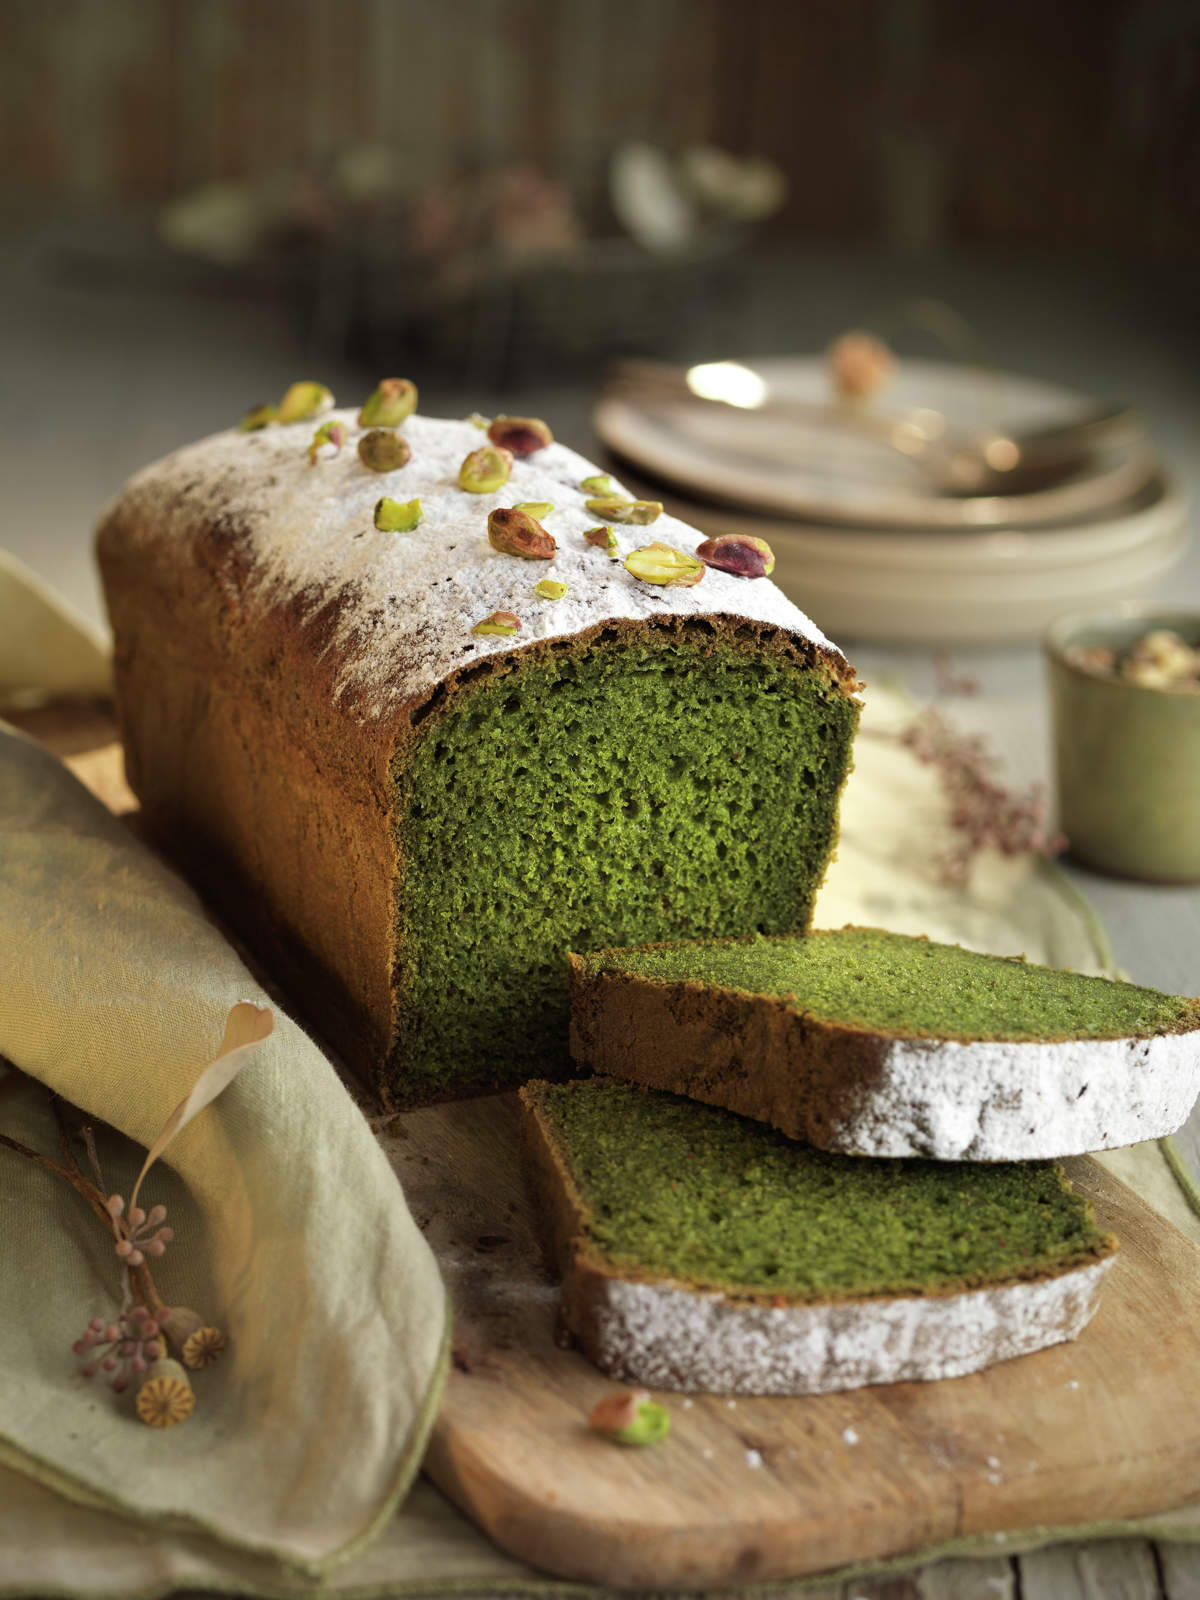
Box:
[2, 552, 1199, 1596]
[0, 547, 111, 706]
[0, 724, 450, 1577]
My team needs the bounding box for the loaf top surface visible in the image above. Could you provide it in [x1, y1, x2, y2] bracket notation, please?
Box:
[101, 407, 848, 721]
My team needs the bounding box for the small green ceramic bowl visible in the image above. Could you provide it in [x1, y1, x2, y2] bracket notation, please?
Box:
[1046, 604, 1200, 882]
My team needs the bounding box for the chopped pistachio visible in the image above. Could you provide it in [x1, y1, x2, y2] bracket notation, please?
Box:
[487, 415, 554, 456]
[459, 445, 514, 494]
[277, 381, 334, 424]
[585, 495, 663, 525]
[472, 610, 521, 637]
[374, 496, 423, 533]
[624, 541, 705, 587]
[488, 506, 556, 559]
[238, 402, 277, 431]
[468, 411, 491, 429]
[357, 428, 412, 472]
[358, 378, 417, 428]
[696, 533, 775, 579]
[579, 474, 613, 494]
[588, 1388, 670, 1447]
[535, 579, 568, 601]
[514, 500, 554, 519]
[307, 419, 347, 464]
[584, 524, 620, 558]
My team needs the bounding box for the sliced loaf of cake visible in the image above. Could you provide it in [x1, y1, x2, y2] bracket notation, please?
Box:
[96, 397, 859, 1105]
[520, 1079, 1117, 1395]
[568, 927, 1200, 1160]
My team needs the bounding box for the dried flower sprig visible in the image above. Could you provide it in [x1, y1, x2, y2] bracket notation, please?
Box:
[0, 1003, 273, 1427]
[74, 1306, 166, 1392]
[897, 708, 1065, 886]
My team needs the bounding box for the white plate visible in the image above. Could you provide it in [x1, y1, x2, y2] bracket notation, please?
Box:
[613, 466, 1191, 645]
[595, 357, 1158, 529]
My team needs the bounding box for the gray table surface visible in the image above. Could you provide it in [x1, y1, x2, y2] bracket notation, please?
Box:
[3, 225, 1199, 1599]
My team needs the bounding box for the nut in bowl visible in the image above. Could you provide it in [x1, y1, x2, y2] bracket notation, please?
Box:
[1046, 605, 1200, 883]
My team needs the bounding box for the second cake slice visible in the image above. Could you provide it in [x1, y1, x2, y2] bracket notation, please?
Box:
[568, 927, 1200, 1160]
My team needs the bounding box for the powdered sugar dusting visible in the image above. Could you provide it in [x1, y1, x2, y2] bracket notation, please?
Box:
[827, 1028, 1200, 1160]
[108, 410, 841, 720]
[584, 1255, 1113, 1396]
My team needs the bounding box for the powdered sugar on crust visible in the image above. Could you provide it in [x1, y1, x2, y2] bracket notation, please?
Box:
[584, 1254, 1113, 1396]
[107, 410, 842, 720]
[827, 1028, 1200, 1160]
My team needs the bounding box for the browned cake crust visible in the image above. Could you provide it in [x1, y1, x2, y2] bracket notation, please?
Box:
[96, 417, 856, 1100]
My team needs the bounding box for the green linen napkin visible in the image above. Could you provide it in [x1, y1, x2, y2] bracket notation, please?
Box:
[0, 722, 451, 1577]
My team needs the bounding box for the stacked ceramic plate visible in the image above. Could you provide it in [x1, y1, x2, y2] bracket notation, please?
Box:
[593, 357, 1189, 644]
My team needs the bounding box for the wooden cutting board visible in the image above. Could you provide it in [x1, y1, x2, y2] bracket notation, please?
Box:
[383, 1094, 1200, 1591]
[29, 712, 1200, 1592]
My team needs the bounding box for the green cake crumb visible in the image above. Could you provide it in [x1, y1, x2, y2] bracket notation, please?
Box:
[529, 1080, 1113, 1303]
[393, 638, 856, 1097]
[579, 927, 1196, 1042]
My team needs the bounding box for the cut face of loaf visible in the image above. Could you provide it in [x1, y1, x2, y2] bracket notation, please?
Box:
[568, 927, 1200, 1160]
[95, 409, 859, 1104]
[520, 1079, 1117, 1396]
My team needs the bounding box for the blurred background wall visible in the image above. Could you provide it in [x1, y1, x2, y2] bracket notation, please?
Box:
[2, 0, 1197, 258]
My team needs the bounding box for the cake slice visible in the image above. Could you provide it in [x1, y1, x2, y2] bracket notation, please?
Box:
[568, 927, 1200, 1160]
[520, 1079, 1117, 1395]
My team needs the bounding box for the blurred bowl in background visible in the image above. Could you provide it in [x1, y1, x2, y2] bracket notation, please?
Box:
[1046, 604, 1200, 883]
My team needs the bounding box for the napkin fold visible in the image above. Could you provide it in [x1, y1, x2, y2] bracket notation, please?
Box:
[0, 723, 450, 1575]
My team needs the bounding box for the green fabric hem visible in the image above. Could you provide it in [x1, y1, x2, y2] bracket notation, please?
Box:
[0, 1289, 454, 1582]
[1032, 853, 1116, 972]
[1161, 1134, 1200, 1224]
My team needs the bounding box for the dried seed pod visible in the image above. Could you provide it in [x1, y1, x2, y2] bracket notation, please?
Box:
[696, 534, 775, 579]
[374, 496, 423, 533]
[488, 507, 556, 560]
[134, 1358, 195, 1428]
[307, 420, 347, 465]
[238, 402, 277, 432]
[584, 525, 620, 558]
[472, 610, 521, 637]
[277, 382, 334, 424]
[624, 542, 705, 587]
[585, 496, 662, 525]
[160, 1307, 227, 1370]
[357, 428, 412, 472]
[487, 415, 553, 456]
[358, 378, 417, 428]
[827, 331, 894, 401]
[535, 579, 568, 600]
[588, 1388, 670, 1446]
[459, 446, 514, 494]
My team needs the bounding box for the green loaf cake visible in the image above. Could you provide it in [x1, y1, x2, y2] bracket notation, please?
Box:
[568, 927, 1200, 1160]
[520, 1079, 1117, 1395]
[96, 396, 859, 1104]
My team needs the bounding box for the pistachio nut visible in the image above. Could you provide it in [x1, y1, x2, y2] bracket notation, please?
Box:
[584, 524, 620, 557]
[277, 381, 334, 424]
[358, 378, 417, 428]
[487, 415, 553, 456]
[624, 541, 705, 587]
[459, 445, 514, 494]
[534, 579, 568, 600]
[696, 534, 775, 578]
[307, 419, 347, 464]
[374, 496, 423, 533]
[238, 402, 277, 431]
[472, 610, 521, 636]
[488, 506, 556, 559]
[514, 501, 554, 519]
[357, 428, 412, 472]
[585, 495, 662, 525]
[579, 474, 613, 494]
[588, 1388, 670, 1446]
